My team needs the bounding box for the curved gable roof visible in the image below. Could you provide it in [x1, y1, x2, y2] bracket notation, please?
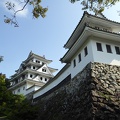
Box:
[64, 11, 120, 49]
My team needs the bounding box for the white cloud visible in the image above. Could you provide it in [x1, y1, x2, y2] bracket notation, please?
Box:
[1, 0, 28, 17]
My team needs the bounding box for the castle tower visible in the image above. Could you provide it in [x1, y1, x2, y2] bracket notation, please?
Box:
[60, 11, 120, 78]
[33, 11, 120, 99]
[9, 51, 58, 96]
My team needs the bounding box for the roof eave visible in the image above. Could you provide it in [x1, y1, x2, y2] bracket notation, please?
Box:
[61, 27, 120, 63]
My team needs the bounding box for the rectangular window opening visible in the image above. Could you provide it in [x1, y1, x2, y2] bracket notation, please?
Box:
[84, 47, 88, 56]
[115, 46, 120, 55]
[73, 59, 76, 67]
[96, 43, 103, 51]
[106, 44, 112, 53]
[78, 53, 81, 62]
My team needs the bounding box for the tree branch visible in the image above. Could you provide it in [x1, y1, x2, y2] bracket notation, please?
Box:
[14, 0, 29, 17]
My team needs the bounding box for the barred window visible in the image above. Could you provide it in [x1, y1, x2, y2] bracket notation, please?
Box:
[96, 43, 103, 51]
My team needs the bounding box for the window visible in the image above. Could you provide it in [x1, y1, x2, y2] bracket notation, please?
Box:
[78, 53, 81, 62]
[23, 86, 25, 90]
[45, 78, 47, 81]
[42, 68, 46, 72]
[115, 46, 120, 55]
[106, 45, 112, 53]
[73, 59, 76, 67]
[30, 74, 33, 78]
[40, 77, 43, 80]
[36, 60, 40, 63]
[33, 66, 35, 69]
[18, 89, 20, 92]
[84, 47, 88, 56]
[96, 43, 103, 51]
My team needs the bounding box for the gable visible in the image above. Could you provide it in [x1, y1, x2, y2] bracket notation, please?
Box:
[37, 64, 52, 75]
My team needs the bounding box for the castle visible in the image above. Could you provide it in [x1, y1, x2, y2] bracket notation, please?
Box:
[9, 11, 120, 100]
[9, 51, 58, 96]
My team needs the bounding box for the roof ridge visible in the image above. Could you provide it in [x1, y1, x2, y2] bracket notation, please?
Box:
[86, 11, 120, 24]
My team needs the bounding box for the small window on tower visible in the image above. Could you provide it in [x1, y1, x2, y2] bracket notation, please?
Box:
[115, 46, 120, 55]
[73, 59, 76, 67]
[33, 66, 35, 69]
[45, 78, 47, 81]
[42, 68, 46, 72]
[23, 86, 25, 90]
[30, 74, 33, 78]
[40, 77, 43, 80]
[18, 89, 20, 92]
[96, 43, 103, 51]
[84, 47, 88, 56]
[78, 53, 81, 62]
[106, 44, 112, 53]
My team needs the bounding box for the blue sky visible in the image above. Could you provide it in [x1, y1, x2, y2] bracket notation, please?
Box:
[0, 0, 120, 78]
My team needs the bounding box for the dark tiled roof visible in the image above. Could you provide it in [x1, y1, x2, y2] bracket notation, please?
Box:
[64, 11, 120, 48]
[87, 11, 120, 25]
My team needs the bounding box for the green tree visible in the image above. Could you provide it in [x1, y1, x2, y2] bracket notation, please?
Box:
[4, 0, 119, 27]
[0, 74, 24, 118]
[4, 0, 48, 27]
[70, 0, 119, 13]
[0, 74, 39, 120]
[0, 56, 3, 62]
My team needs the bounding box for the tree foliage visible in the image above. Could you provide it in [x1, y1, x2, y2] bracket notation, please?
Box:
[70, 0, 119, 14]
[0, 74, 39, 120]
[4, 0, 120, 27]
[4, 0, 48, 27]
[0, 56, 3, 63]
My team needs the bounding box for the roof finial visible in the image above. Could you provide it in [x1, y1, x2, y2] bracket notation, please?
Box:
[30, 50, 32, 54]
[28, 50, 33, 58]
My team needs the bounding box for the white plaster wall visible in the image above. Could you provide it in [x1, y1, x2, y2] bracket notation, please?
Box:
[26, 82, 34, 89]
[33, 76, 40, 81]
[91, 39, 120, 65]
[26, 86, 41, 95]
[13, 85, 26, 95]
[70, 40, 94, 78]
[12, 84, 41, 96]
[35, 86, 41, 91]
[33, 75, 49, 83]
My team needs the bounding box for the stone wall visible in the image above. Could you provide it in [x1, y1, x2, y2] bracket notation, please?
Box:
[34, 62, 120, 120]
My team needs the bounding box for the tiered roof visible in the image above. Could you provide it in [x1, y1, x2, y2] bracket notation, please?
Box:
[60, 11, 120, 63]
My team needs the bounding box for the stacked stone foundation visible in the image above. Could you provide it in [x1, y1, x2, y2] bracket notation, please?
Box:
[34, 62, 120, 120]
